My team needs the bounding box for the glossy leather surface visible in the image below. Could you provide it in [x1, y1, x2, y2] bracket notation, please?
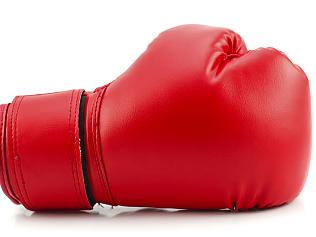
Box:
[0, 25, 311, 210]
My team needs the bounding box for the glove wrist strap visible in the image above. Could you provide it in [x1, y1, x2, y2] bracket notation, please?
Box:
[0, 90, 93, 210]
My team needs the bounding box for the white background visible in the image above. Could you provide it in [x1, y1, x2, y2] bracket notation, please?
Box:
[0, 0, 315, 236]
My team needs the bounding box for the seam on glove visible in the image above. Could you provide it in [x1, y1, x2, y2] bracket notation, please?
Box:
[92, 88, 111, 204]
[90, 91, 109, 203]
[73, 89, 90, 208]
[93, 85, 117, 206]
[13, 96, 33, 209]
[10, 97, 26, 207]
[68, 90, 86, 208]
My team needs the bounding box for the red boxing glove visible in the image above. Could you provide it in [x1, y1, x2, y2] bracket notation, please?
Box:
[0, 25, 311, 211]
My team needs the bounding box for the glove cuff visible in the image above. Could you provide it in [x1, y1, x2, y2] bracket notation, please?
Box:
[0, 90, 93, 210]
